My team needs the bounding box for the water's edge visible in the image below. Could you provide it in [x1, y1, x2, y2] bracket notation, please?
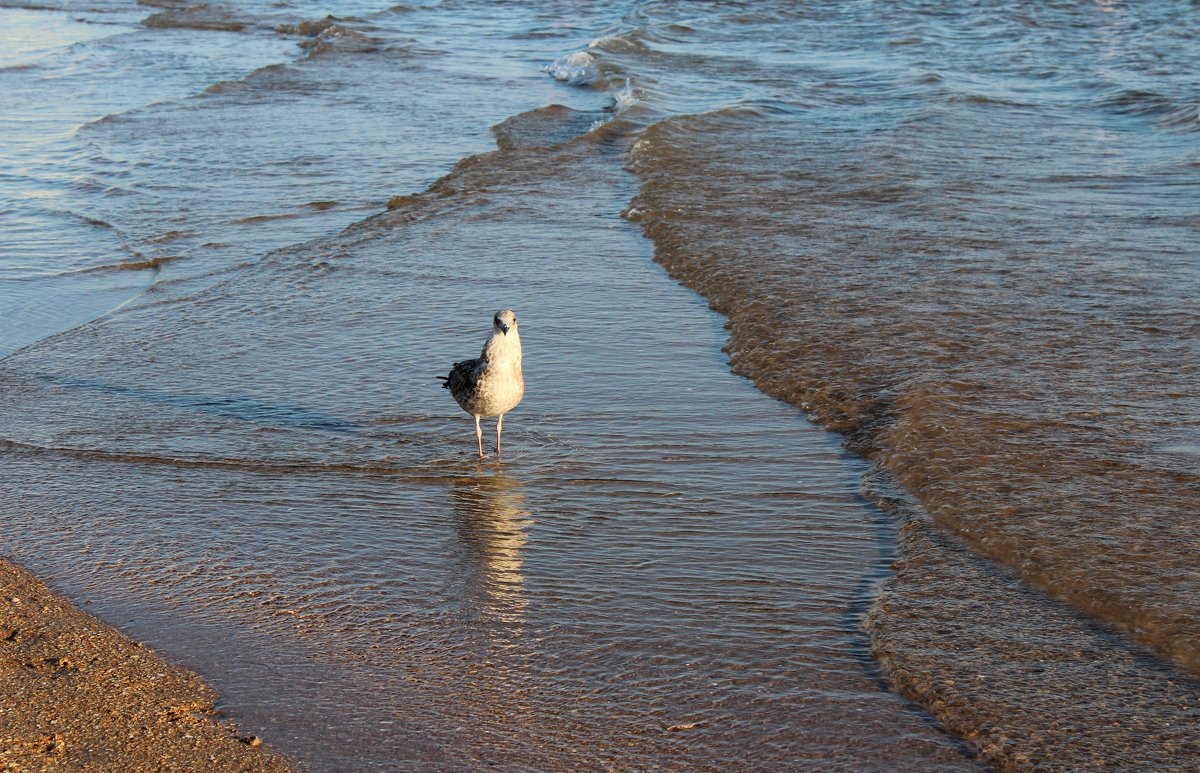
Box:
[0, 557, 296, 770]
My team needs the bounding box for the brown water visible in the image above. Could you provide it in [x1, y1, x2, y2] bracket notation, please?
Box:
[608, 1, 1200, 768]
[627, 102, 1200, 667]
[3, 0, 1199, 770]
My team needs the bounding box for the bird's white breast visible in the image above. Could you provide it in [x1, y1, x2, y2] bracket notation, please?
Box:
[463, 330, 524, 417]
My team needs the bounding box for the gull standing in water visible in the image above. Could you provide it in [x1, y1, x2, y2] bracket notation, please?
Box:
[440, 309, 524, 458]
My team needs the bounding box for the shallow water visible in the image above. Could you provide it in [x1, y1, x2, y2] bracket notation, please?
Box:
[3, 0, 1199, 769]
[0, 1, 983, 770]
[608, 0, 1200, 767]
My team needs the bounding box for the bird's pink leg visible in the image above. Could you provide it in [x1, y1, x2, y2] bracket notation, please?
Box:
[496, 414, 504, 458]
[474, 415, 484, 458]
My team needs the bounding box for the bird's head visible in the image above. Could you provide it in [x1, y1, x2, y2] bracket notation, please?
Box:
[493, 308, 518, 336]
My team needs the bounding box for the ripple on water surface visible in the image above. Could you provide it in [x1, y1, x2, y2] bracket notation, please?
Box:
[613, 0, 1200, 768]
[0, 100, 981, 769]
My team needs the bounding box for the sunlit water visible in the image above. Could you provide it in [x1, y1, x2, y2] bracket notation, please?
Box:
[0, 1, 984, 770]
[3, 0, 1198, 770]
[605, 1, 1200, 767]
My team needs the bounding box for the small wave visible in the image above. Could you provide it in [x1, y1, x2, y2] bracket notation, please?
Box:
[202, 79, 247, 95]
[1102, 88, 1172, 116]
[80, 97, 181, 130]
[544, 51, 600, 86]
[1102, 89, 1200, 132]
[610, 78, 639, 114]
[298, 24, 384, 57]
[0, 438, 395, 476]
[1159, 102, 1200, 132]
[202, 63, 293, 96]
[33, 373, 363, 432]
[275, 15, 342, 38]
[588, 33, 620, 49]
[67, 255, 181, 275]
[232, 212, 303, 224]
[728, 98, 810, 117]
[142, 5, 249, 33]
[946, 93, 1034, 108]
[144, 229, 196, 244]
[231, 202, 360, 224]
[492, 104, 612, 151]
[50, 209, 115, 231]
[587, 30, 651, 55]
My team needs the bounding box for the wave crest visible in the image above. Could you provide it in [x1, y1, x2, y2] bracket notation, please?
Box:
[544, 50, 600, 86]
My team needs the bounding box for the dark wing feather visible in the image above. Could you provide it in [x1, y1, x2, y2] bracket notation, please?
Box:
[440, 358, 480, 398]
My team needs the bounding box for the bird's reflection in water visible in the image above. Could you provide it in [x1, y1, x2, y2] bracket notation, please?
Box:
[450, 469, 533, 634]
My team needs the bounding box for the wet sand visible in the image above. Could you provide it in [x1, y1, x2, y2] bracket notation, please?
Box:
[0, 559, 293, 772]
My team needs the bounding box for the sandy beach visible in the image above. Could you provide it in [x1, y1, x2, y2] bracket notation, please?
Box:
[0, 559, 293, 772]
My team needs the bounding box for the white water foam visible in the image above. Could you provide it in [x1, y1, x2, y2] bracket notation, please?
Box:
[544, 50, 599, 85]
[611, 77, 638, 113]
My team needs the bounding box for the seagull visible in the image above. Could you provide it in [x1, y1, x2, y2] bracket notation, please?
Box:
[439, 309, 524, 458]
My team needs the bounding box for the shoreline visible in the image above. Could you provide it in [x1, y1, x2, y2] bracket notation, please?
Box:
[0, 558, 294, 772]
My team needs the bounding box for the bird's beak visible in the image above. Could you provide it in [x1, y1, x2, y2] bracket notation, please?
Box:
[498, 322, 510, 335]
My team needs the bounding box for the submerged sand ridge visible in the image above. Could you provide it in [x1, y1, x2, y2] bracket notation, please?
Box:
[624, 105, 1200, 676]
[0, 561, 293, 772]
[615, 6, 1200, 763]
[862, 469, 1200, 771]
